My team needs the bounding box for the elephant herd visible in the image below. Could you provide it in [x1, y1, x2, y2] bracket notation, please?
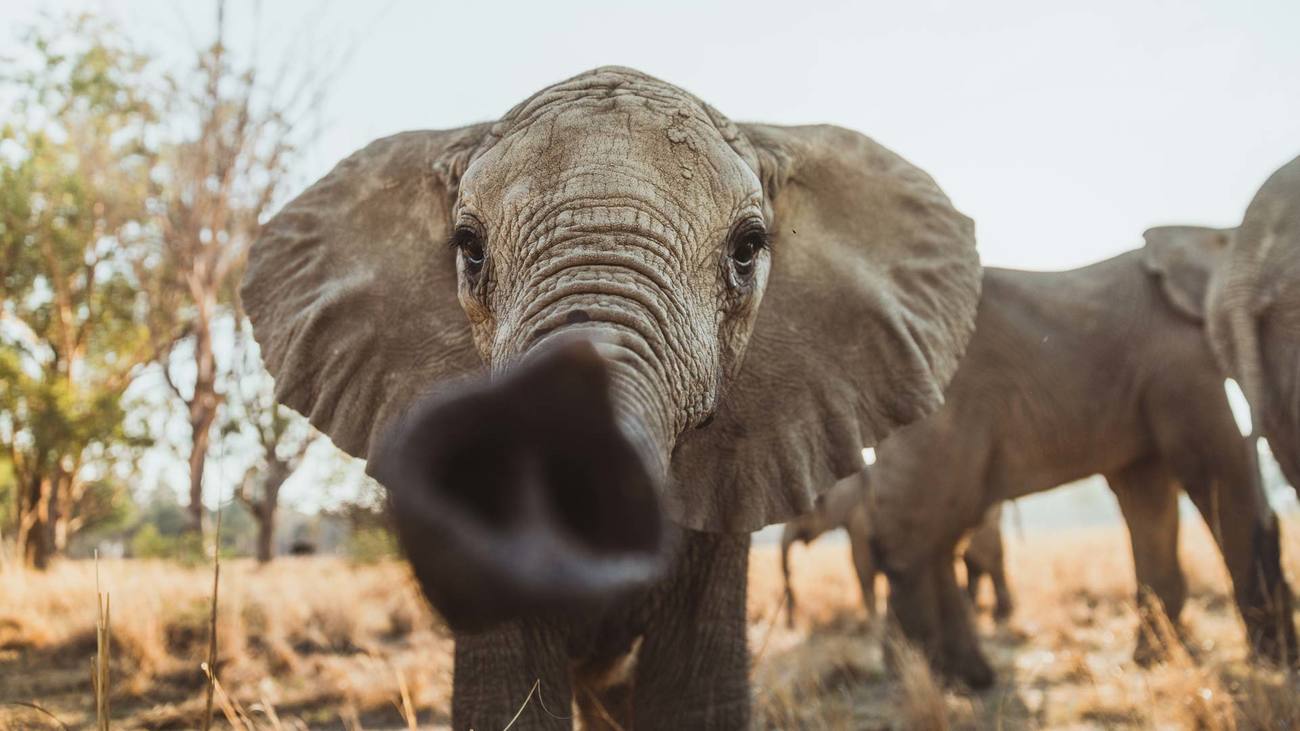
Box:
[241, 67, 1299, 729]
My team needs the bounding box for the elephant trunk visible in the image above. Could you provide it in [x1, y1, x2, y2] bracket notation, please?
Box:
[1260, 308, 1300, 497]
[371, 333, 672, 633]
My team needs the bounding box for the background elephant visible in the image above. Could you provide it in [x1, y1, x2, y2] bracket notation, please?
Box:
[780, 473, 1012, 626]
[241, 67, 982, 730]
[780, 470, 876, 625]
[868, 246, 1297, 690]
[1202, 154, 1300, 498]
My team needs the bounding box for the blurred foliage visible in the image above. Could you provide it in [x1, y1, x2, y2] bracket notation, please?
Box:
[0, 14, 160, 566]
[346, 526, 400, 564]
[0, 455, 13, 533]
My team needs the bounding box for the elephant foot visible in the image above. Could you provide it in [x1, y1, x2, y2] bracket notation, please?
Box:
[935, 649, 996, 691]
[899, 636, 995, 690]
[1132, 622, 1186, 667]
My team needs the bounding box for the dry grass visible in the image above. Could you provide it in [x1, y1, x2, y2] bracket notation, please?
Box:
[0, 557, 452, 729]
[1, 515, 1297, 729]
[759, 514, 1300, 730]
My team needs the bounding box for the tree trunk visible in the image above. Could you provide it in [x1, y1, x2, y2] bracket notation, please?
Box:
[52, 471, 75, 554]
[254, 463, 288, 564]
[186, 308, 219, 536]
[19, 474, 55, 570]
[256, 499, 275, 563]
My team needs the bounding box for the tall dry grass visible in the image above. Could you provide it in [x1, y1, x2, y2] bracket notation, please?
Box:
[0, 557, 451, 729]
[759, 514, 1300, 729]
[0, 514, 1297, 729]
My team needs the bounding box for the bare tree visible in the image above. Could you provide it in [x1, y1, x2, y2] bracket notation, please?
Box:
[228, 329, 317, 563]
[148, 1, 328, 536]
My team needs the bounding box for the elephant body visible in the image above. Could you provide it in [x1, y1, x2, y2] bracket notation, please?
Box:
[779, 471, 1011, 624]
[1208, 154, 1300, 497]
[242, 68, 982, 729]
[870, 251, 1296, 688]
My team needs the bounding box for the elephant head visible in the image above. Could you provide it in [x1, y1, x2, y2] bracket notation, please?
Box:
[1141, 225, 1234, 322]
[241, 67, 981, 631]
[1144, 154, 1300, 498]
[1207, 154, 1300, 498]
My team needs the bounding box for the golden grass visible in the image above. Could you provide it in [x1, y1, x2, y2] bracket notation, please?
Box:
[0, 557, 453, 729]
[0, 514, 1296, 729]
[761, 514, 1300, 730]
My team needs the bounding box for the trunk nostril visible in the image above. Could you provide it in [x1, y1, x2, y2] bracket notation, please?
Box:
[566, 309, 591, 325]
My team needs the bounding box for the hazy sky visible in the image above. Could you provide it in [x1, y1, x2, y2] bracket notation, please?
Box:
[7, 0, 1299, 271]
[4, 1, 1298, 517]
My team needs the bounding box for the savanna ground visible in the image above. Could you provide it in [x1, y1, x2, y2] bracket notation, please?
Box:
[2, 517, 1298, 730]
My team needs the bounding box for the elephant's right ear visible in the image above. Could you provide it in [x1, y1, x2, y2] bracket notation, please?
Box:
[667, 124, 982, 532]
[241, 126, 491, 462]
[1142, 225, 1233, 321]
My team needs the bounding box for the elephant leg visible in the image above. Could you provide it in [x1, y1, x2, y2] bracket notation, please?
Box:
[633, 531, 751, 730]
[847, 509, 879, 618]
[780, 525, 800, 628]
[934, 556, 996, 688]
[885, 557, 943, 671]
[573, 649, 636, 731]
[972, 519, 1014, 621]
[887, 552, 994, 689]
[1181, 469, 1298, 667]
[987, 543, 1015, 623]
[452, 620, 573, 731]
[963, 555, 986, 609]
[1106, 458, 1186, 666]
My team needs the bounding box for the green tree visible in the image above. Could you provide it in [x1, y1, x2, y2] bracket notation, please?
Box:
[0, 16, 158, 568]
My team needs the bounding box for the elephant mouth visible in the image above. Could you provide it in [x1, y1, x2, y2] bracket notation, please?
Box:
[371, 335, 670, 632]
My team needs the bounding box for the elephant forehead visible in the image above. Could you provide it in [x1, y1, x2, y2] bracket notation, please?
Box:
[464, 101, 761, 220]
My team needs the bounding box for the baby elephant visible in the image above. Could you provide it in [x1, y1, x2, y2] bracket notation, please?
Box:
[780, 470, 1012, 626]
[242, 66, 982, 729]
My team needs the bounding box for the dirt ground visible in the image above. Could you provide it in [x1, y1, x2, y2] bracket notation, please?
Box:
[2, 515, 1298, 729]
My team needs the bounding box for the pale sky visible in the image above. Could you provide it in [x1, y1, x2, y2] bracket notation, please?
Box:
[4, 0, 1298, 518]
[7, 0, 1299, 270]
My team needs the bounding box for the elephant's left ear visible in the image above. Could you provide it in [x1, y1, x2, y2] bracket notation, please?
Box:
[667, 124, 982, 532]
[1142, 225, 1233, 321]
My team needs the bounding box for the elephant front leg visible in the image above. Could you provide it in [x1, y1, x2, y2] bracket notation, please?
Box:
[934, 557, 995, 688]
[847, 509, 880, 618]
[885, 557, 943, 672]
[989, 558, 1015, 623]
[452, 621, 573, 731]
[887, 553, 995, 689]
[632, 531, 752, 730]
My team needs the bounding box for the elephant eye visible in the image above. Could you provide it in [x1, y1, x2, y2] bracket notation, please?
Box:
[729, 227, 768, 279]
[449, 227, 486, 275]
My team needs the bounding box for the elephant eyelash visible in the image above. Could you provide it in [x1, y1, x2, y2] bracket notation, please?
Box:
[446, 226, 481, 251]
[728, 224, 770, 258]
